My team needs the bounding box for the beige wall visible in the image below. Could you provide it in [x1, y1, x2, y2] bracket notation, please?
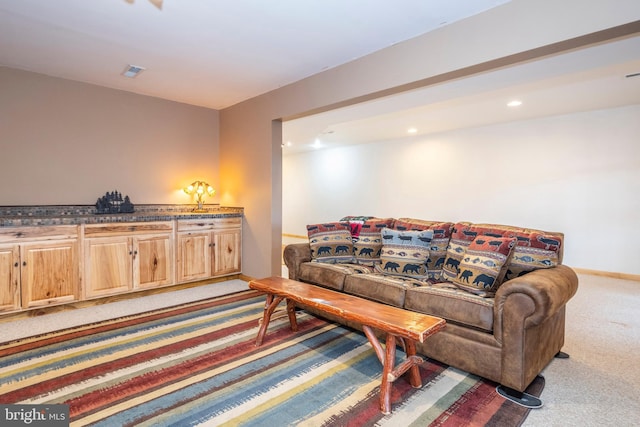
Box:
[221, 0, 640, 279]
[0, 67, 219, 205]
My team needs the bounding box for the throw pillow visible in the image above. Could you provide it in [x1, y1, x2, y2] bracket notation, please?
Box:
[452, 235, 517, 297]
[307, 222, 355, 264]
[394, 220, 454, 279]
[504, 231, 562, 280]
[374, 228, 433, 278]
[353, 218, 395, 266]
[440, 222, 475, 281]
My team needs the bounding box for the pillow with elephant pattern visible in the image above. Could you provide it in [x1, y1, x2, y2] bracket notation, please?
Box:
[452, 235, 516, 297]
[307, 222, 355, 264]
[374, 228, 433, 278]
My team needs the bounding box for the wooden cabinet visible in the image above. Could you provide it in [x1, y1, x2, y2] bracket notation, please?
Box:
[177, 217, 241, 283]
[0, 214, 241, 314]
[213, 228, 242, 276]
[0, 244, 20, 312]
[83, 222, 173, 298]
[0, 226, 79, 312]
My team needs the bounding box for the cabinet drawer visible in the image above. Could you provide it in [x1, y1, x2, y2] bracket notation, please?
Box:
[84, 221, 173, 237]
[0, 225, 78, 243]
[177, 217, 241, 232]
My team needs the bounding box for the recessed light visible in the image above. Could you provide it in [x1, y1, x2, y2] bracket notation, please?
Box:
[407, 127, 417, 134]
[507, 100, 522, 107]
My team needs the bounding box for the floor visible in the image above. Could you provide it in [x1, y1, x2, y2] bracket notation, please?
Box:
[1, 274, 638, 426]
[0, 279, 250, 343]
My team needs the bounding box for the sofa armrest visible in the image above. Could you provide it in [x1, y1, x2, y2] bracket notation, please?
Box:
[493, 265, 579, 340]
[283, 243, 312, 280]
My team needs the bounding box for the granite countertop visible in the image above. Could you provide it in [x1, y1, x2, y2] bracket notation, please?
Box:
[0, 205, 243, 227]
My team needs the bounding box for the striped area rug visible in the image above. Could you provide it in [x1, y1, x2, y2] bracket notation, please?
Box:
[0, 290, 542, 426]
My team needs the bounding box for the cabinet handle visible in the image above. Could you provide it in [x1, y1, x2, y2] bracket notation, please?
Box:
[22, 261, 26, 266]
[129, 251, 133, 255]
[14, 262, 19, 267]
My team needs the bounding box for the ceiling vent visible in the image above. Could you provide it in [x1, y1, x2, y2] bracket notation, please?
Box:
[122, 64, 146, 78]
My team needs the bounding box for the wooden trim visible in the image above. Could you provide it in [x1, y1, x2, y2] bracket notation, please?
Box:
[572, 267, 640, 282]
[239, 273, 255, 282]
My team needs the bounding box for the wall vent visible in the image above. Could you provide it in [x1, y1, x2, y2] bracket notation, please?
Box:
[122, 64, 146, 78]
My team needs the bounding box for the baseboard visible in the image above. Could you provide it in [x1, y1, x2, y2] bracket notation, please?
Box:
[239, 273, 256, 282]
[282, 233, 307, 240]
[572, 267, 640, 282]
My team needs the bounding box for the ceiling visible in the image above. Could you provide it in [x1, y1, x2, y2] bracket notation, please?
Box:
[0, 0, 509, 110]
[282, 35, 640, 155]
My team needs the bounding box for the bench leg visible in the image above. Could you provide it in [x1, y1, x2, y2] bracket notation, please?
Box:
[255, 294, 285, 346]
[362, 327, 424, 414]
[404, 339, 422, 389]
[380, 334, 397, 415]
[286, 298, 298, 332]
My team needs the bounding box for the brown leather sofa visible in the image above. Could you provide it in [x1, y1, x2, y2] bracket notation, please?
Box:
[283, 218, 579, 406]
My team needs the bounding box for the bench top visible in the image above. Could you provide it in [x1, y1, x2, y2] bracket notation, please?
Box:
[249, 276, 446, 343]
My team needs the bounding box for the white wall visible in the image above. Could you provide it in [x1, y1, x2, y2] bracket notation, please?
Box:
[283, 104, 640, 275]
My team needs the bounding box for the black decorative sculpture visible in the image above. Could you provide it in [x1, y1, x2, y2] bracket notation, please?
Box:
[95, 191, 135, 214]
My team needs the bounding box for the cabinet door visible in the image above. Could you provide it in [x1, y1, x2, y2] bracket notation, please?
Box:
[84, 236, 132, 298]
[20, 240, 79, 308]
[213, 228, 241, 276]
[134, 234, 173, 289]
[176, 232, 211, 283]
[0, 244, 20, 312]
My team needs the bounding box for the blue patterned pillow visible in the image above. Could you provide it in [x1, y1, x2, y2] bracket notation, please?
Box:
[374, 228, 433, 278]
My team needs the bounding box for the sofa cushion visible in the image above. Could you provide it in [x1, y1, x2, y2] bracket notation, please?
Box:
[395, 219, 454, 279]
[404, 282, 495, 332]
[298, 262, 373, 291]
[343, 273, 422, 307]
[352, 218, 395, 266]
[452, 235, 517, 297]
[306, 222, 355, 264]
[374, 228, 433, 279]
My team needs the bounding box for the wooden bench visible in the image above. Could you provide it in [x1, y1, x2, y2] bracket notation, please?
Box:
[249, 276, 446, 414]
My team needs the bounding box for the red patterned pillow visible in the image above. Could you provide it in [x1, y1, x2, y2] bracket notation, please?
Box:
[451, 235, 517, 297]
[307, 222, 355, 264]
[505, 232, 562, 280]
[353, 219, 395, 266]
